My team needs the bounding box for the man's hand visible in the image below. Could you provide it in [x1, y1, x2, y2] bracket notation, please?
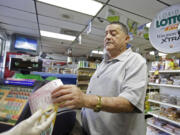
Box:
[51, 85, 86, 109]
[2, 110, 56, 135]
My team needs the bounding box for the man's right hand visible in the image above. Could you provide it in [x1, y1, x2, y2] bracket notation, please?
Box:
[51, 85, 86, 109]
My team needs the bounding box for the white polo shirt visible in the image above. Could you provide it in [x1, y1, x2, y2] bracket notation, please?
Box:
[81, 48, 147, 135]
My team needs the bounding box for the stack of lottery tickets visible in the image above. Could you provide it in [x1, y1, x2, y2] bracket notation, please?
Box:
[29, 79, 63, 135]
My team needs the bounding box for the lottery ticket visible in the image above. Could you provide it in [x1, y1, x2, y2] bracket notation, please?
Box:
[28, 79, 63, 135]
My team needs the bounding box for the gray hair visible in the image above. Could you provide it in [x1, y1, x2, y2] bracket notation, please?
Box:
[109, 21, 129, 35]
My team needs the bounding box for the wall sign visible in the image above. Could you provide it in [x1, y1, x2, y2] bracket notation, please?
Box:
[149, 4, 180, 53]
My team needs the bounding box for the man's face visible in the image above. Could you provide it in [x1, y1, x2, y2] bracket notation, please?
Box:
[104, 24, 129, 55]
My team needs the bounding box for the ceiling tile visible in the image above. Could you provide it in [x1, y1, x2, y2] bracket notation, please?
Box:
[37, 2, 92, 25]
[90, 27, 105, 37]
[0, 6, 37, 22]
[0, 0, 36, 13]
[0, 15, 38, 30]
[81, 34, 104, 47]
[97, 5, 151, 25]
[108, 0, 165, 21]
[1, 24, 39, 36]
[38, 15, 85, 32]
[159, 0, 180, 6]
[92, 18, 109, 30]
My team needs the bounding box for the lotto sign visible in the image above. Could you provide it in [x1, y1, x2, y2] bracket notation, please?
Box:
[149, 4, 180, 53]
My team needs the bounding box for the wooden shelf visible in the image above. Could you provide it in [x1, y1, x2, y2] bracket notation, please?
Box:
[148, 99, 180, 109]
[147, 122, 175, 135]
[149, 83, 180, 88]
[148, 111, 180, 126]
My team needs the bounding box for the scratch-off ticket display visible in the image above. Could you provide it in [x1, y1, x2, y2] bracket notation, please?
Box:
[0, 85, 33, 125]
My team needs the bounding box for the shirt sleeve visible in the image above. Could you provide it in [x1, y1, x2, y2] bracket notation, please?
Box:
[119, 55, 147, 113]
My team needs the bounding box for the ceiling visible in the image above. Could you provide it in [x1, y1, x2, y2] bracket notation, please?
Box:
[0, 0, 179, 60]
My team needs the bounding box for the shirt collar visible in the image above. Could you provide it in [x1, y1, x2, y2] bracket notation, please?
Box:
[104, 48, 132, 63]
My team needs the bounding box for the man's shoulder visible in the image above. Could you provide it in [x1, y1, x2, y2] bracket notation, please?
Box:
[127, 51, 146, 66]
[130, 51, 146, 63]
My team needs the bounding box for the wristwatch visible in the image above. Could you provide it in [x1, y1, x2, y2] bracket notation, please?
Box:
[94, 96, 102, 112]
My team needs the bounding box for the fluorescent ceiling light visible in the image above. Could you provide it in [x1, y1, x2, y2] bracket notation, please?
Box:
[158, 52, 167, 57]
[40, 30, 76, 41]
[146, 22, 151, 28]
[37, 0, 103, 16]
[149, 51, 167, 56]
[150, 51, 154, 55]
[92, 50, 104, 55]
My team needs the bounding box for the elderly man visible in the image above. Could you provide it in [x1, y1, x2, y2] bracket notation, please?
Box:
[52, 22, 147, 135]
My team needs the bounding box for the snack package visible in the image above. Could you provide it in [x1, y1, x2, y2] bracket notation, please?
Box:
[29, 79, 63, 135]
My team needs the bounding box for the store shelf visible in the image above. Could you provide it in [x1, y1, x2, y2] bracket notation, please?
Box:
[148, 111, 180, 126]
[149, 70, 180, 73]
[149, 83, 180, 88]
[78, 75, 91, 77]
[77, 81, 89, 85]
[148, 99, 180, 109]
[77, 67, 95, 90]
[147, 122, 175, 135]
[78, 75, 91, 80]
[78, 67, 96, 70]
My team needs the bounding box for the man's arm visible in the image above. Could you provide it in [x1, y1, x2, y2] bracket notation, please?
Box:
[52, 55, 147, 113]
[52, 85, 134, 113]
[83, 94, 134, 113]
